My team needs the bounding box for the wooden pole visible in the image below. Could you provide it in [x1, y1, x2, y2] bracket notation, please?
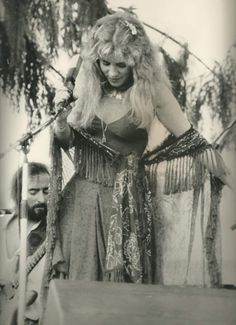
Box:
[17, 153, 29, 325]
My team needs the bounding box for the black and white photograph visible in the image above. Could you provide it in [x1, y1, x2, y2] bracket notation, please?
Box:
[0, 0, 236, 324]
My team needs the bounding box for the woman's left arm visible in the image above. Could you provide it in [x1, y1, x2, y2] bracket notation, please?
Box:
[154, 83, 191, 137]
[152, 83, 234, 189]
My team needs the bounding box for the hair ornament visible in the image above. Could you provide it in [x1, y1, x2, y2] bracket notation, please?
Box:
[123, 19, 137, 35]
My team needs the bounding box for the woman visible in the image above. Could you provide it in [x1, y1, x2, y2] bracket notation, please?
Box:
[44, 12, 231, 288]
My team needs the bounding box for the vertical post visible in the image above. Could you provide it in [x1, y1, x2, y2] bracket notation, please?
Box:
[17, 152, 29, 325]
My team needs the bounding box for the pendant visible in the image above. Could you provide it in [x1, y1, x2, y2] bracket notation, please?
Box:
[101, 122, 108, 143]
[102, 133, 106, 143]
[101, 120, 108, 143]
[107, 90, 123, 100]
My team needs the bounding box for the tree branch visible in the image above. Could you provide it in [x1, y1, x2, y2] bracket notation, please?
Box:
[49, 65, 65, 81]
[213, 119, 236, 151]
[117, 6, 217, 76]
[143, 21, 217, 76]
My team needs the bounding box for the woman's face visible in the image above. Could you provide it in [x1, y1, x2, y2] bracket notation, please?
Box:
[99, 57, 132, 88]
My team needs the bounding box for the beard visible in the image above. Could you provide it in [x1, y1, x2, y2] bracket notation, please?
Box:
[28, 203, 47, 223]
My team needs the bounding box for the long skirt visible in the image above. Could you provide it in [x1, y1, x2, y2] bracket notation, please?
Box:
[51, 160, 222, 287]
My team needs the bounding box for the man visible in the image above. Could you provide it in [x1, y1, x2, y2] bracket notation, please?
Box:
[10, 162, 49, 257]
[0, 162, 50, 325]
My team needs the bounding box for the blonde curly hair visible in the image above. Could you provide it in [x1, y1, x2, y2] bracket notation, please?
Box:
[70, 12, 170, 129]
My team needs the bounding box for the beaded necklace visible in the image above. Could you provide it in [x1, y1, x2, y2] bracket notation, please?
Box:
[104, 89, 124, 100]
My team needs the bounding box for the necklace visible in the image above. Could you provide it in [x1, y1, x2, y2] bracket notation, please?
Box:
[101, 120, 108, 143]
[105, 89, 124, 100]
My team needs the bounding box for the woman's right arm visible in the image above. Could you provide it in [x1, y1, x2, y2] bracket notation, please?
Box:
[53, 82, 76, 148]
[54, 111, 75, 149]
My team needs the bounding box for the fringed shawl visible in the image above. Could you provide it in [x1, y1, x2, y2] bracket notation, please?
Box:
[43, 126, 226, 289]
[142, 126, 226, 286]
[41, 130, 63, 295]
[142, 126, 226, 194]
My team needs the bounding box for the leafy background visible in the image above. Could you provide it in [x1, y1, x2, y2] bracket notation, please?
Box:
[0, 0, 235, 142]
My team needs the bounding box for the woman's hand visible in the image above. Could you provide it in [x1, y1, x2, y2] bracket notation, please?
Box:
[54, 86, 71, 107]
[55, 106, 72, 127]
[53, 104, 74, 148]
[54, 85, 73, 128]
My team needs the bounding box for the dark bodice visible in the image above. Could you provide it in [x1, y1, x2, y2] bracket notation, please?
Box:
[87, 114, 148, 156]
[69, 97, 148, 186]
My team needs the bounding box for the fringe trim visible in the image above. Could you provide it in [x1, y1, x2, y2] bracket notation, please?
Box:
[104, 269, 125, 282]
[184, 185, 202, 284]
[184, 176, 223, 287]
[74, 134, 117, 187]
[42, 129, 63, 290]
[147, 147, 226, 195]
[205, 176, 223, 287]
[42, 128, 122, 294]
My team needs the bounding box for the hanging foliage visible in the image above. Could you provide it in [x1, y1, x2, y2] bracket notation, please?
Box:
[160, 44, 189, 110]
[0, 1, 235, 150]
[158, 33, 235, 147]
[0, 0, 59, 120]
[62, 0, 109, 54]
[0, 0, 108, 126]
[189, 45, 236, 132]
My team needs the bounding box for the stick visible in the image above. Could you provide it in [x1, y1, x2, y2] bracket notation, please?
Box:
[17, 156, 28, 325]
